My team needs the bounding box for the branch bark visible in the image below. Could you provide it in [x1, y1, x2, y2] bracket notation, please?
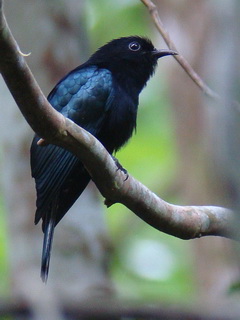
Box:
[0, 0, 235, 240]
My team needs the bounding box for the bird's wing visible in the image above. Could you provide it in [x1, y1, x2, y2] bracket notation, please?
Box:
[31, 139, 80, 224]
[48, 65, 113, 132]
[31, 66, 113, 224]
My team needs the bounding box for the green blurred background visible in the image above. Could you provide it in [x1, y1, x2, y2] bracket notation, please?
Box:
[1, 0, 239, 315]
[88, 0, 193, 304]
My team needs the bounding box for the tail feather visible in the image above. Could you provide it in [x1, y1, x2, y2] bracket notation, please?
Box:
[41, 215, 56, 283]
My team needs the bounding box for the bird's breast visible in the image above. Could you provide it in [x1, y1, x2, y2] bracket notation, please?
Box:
[97, 87, 138, 153]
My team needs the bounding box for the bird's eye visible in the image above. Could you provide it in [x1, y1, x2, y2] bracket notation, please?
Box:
[128, 41, 141, 51]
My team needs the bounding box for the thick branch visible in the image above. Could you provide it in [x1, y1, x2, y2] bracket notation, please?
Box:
[0, 0, 234, 240]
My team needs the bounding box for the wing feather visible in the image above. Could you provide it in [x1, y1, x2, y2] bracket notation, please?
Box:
[31, 66, 113, 225]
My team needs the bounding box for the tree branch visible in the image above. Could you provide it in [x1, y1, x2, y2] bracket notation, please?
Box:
[0, 0, 234, 240]
[140, 0, 220, 101]
[0, 300, 236, 320]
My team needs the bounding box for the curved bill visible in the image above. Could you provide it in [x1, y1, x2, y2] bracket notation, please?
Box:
[152, 49, 178, 58]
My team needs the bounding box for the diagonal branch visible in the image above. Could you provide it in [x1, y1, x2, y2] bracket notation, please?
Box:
[0, 0, 235, 240]
[140, 0, 220, 101]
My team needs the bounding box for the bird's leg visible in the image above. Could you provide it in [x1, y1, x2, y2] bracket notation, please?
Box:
[37, 138, 49, 146]
[104, 157, 128, 208]
[104, 198, 115, 208]
[112, 156, 129, 181]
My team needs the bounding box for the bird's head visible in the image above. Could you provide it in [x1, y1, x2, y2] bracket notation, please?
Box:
[89, 36, 176, 68]
[87, 36, 177, 91]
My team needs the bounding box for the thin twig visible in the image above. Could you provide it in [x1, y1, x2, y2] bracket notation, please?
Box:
[140, 0, 220, 101]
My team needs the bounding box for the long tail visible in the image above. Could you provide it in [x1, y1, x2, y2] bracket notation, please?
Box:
[41, 219, 55, 283]
[41, 199, 58, 283]
[41, 217, 55, 283]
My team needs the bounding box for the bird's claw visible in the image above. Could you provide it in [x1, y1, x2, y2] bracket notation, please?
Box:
[37, 138, 49, 146]
[112, 156, 129, 181]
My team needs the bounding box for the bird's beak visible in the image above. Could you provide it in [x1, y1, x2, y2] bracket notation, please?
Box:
[152, 49, 178, 58]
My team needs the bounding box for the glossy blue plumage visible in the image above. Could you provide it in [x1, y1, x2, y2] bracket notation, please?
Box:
[30, 36, 176, 281]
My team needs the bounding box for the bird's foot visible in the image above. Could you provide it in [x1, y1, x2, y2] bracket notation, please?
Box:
[104, 198, 115, 208]
[37, 138, 49, 146]
[112, 156, 129, 181]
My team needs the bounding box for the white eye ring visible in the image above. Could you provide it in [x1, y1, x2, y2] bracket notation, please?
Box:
[128, 41, 141, 51]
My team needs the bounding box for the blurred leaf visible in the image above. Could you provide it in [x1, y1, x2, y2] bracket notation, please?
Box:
[86, 0, 151, 49]
[228, 280, 240, 294]
[110, 224, 195, 304]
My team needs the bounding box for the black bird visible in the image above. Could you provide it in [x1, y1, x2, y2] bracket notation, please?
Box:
[30, 36, 176, 282]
